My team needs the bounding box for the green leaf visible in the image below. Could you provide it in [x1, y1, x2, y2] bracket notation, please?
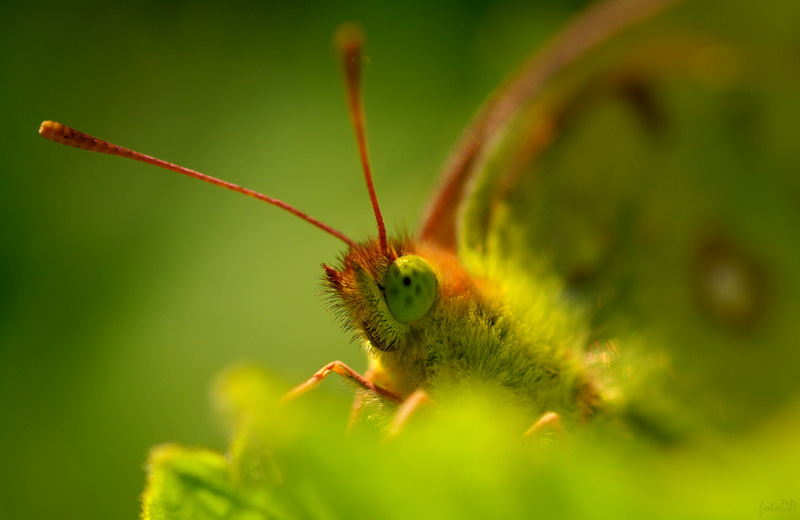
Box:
[143, 363, 800, 520]
[143, 445, 249, 520]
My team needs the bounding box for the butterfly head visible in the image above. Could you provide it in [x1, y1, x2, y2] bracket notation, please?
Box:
[323, 237, 439, 354]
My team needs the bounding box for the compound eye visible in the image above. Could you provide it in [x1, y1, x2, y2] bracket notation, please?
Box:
[384, 255, 437, 323]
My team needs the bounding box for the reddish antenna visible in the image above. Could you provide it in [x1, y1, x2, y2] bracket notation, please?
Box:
[335, 23, 389, 257]
[38, 120, 356, 247]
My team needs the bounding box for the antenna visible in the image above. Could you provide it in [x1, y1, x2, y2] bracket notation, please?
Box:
[38, 120, 356, 247]
[335, 23, 389, 257]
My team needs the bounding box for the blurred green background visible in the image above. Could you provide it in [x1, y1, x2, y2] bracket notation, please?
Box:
[0, 1, 591, 518]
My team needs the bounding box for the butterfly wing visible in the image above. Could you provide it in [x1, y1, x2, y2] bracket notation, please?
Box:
[418, 0, 680, 251]
[425, 0, 800, 429]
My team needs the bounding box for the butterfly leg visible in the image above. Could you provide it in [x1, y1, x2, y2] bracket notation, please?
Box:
[523, 411, 562, 437]
[386, 389, 433, 438]
[281, 360, 403, 404]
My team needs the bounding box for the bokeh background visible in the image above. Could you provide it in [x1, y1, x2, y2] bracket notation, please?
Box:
[0, 1, 592, 519]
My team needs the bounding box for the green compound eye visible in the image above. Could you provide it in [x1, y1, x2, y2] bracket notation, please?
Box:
[384, 254, 437, 323]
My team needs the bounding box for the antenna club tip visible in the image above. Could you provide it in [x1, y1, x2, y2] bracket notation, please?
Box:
[39, 120, 63, 140]
[40, 120, 82, 147]
[334, 22, 364, 53]
[38, 120, 110, 153]
[39, 120, 87, 148]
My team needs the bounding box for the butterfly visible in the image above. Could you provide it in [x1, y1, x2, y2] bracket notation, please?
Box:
[39, 13, 626, 436]
[40, 0, 800, 516]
